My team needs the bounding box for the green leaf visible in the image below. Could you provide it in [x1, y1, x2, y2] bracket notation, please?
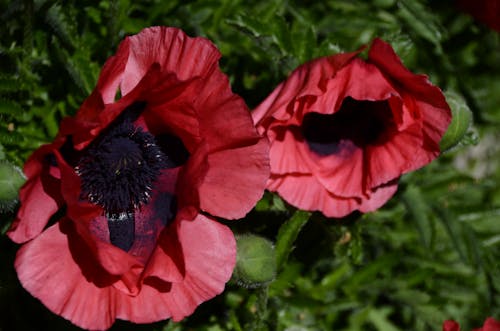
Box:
[397, 0, 443, 51]
[275, 210, 311, 270]
[0, 160, 25, 212]
[368, 307, 401, 331]
[402, 185, 433, 248]
[440, 90, 473, 151]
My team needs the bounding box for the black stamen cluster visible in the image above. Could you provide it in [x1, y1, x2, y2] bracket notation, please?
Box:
[77, 121, 166, 215]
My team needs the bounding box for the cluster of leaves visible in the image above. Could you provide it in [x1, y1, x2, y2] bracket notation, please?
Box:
[0, 0, 498, 330]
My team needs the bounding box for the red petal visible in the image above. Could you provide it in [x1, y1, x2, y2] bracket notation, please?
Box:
[8, 144, 63, 243]
[128, 168, 180, 264]
[195, 68, 263, 152]
[418, 99, 452, 152]
[252, 51, 359, 126]
[443, 320, 461, 331]
[141, 74, 205, 151]
[16, 208, 236, 328]
[311, 140, 365, 198]
[120, 27, 221, 96]
[269, 173, 397, 217]
[96, 38, 130, 104]
[368, 38, 450, 110]
[141, 226, 185, 284]
[15, 221, 118, 331]
[198, 137, 270, 219]
[313, 58, 398, 116]
[480, 317, 500, 331]
[268, 126, 313, 175]
[365, 123, 426, 189]
[175, 141, 209, 220]
[117, 214, 236, 323]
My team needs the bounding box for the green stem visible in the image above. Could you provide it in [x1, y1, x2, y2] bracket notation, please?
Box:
[249, 286, 269, 331]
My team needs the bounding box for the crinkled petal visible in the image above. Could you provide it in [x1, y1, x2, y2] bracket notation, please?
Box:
[196, 68, 263, 152]
[15, 220, 118, 331]
[269, 173, 397, 218]
[268, 126, 313, 174]
[311, 140, 365, 198]
[198, 137, 270, 219]
[313, 58, 398, 117]
[418, 99, 452, 152]
[121, 27, 221, 96]
[252, 51, 360, 127]
[368, 38, 450, 110]
[268, 174, 356, 217]
[117, 214, 236, 323]
[8, 144, 63, 243]
[141, 74, 204, 151]
[365, 123, 425, 189]
[175, 142, 209, 220]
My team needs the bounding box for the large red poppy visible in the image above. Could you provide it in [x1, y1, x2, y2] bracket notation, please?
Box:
[8, 27, 269, 330]
[252, 38, 451, 217]
[443, 317, 500, 331]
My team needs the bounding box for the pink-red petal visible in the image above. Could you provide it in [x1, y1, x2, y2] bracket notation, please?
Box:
[15, 213, 236, 329]
[15, 221, 118, 331]
[117, 214, 236, 323]
[368, 38, 450, 110]
[120, 27, 221, 97]
[268, 173, 397, 218]
[198, 138, 270, 219]
[268, 126, 313, 175]
[252, 51, 360, 127]
[8, 144, 63, 243]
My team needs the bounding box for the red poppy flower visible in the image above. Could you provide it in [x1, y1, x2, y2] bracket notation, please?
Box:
[252, 38, 451, 217]
[8, 26, 269, 330]
[443, 317, 500, 331]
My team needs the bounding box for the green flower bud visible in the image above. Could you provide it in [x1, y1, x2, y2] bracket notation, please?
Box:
[440, 91, 473, 152]
[233, 234, 276, 289]
[0, 160, 26, 212]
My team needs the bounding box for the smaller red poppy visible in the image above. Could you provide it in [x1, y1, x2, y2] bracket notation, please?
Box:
[252, 38, 451, 218]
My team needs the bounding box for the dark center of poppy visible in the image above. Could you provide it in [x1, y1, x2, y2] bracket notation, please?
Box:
[301, 97, 395, 156]
[77, 116, 167, 251]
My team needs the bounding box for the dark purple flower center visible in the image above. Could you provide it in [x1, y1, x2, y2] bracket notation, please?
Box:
[76, 105, 174, 251]
[301, 97, 395, 156]
[77, 121, 166, 215]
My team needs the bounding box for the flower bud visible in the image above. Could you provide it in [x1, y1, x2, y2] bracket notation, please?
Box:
[440, 91, 473, 152]
[233, 234, 276, 288]
[0, 160, 26, 212]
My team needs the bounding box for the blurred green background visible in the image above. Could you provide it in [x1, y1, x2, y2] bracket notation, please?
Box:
[0, 0, 499, 330]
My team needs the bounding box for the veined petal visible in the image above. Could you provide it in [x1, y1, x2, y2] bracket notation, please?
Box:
[15, 220, 118, 331]
[8, 144, 63, 243]
[198, 137, 269, 219]
[117, 214, 236, 323]
[121, 27, 221, 96]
